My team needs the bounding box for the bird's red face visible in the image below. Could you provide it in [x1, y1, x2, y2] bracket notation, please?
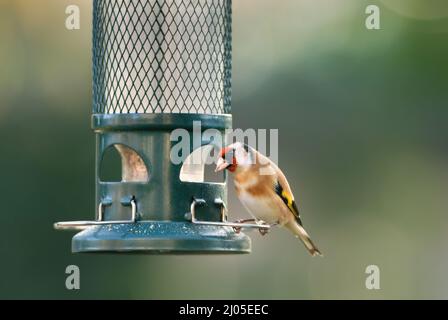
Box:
[215, 147, 237, 173]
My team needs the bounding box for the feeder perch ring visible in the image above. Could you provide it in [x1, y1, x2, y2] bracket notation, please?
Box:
[186, 198, 271, 231]
[54, 198, 139, 231]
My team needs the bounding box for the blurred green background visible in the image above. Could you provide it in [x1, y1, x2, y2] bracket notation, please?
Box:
[1, 0, 448, 299]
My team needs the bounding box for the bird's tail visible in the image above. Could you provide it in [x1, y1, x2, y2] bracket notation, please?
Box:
[285, 221, 322, 257]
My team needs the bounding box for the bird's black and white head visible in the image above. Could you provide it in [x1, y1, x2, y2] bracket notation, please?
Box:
[215, 142, 254, 173]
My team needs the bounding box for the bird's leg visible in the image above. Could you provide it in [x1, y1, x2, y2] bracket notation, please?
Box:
[256, 220, 270, 236]
[232, 218, 257, 233]
[258, 221, 280, 236]
[236, 218, 257, 224]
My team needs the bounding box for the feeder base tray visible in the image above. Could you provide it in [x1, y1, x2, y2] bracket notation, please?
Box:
[72, 221, 251, 254]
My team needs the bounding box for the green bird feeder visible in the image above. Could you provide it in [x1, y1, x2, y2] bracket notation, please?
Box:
[54, 0, 269, 254]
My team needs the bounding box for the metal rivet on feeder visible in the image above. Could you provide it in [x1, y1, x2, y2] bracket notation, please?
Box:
[55, 0, 269, 254]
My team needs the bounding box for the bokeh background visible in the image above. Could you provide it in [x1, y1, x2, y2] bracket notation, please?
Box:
[1, 0, 448, 299]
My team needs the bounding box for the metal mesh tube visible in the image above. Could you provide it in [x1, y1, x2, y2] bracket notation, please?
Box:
[92, 0, 232, 114]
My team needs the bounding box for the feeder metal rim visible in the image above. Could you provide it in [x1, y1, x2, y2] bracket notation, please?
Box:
[54, 219, 271, 232]
[55, 198, 271, 232]
[187, 198, 271, 231]
[55, 198, 138, 231]
[54, 220, 138, 231]
[188, 220, 271, 230]
[92, 113, 233, 131]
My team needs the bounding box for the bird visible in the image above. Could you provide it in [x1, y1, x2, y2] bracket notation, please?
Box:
[215, 142, 322, 256]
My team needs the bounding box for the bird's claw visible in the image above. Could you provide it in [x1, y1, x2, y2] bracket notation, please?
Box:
[258, 221, 278, 236]
[232, 219, 256, 233]
[231, 219, 273, 236]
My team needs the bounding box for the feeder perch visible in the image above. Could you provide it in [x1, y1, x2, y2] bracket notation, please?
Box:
[54, 0, 269, 253]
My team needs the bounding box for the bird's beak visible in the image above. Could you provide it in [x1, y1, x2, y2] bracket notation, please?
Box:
[215, 157, 229, 172]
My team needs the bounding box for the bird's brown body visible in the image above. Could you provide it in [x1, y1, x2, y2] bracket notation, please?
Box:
[216, 143, 322, 256]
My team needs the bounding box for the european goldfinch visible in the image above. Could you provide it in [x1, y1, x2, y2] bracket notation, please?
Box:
[215, 142, 322, 256]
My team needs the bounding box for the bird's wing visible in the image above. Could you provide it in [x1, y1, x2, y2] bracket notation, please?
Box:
[254, 150, 303, 225]
[272, 163, 302, 225]
[274, 178, 302, 225]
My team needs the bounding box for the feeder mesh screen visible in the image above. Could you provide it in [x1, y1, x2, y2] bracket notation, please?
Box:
[93, 0, 232, 114]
